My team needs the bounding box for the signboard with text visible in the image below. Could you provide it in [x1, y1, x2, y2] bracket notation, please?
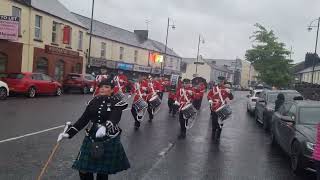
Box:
[45, 45, 79, 58]
[133, 64, 152, 73]
[0, 15, 19, 41]
[117, 62, 133, 71]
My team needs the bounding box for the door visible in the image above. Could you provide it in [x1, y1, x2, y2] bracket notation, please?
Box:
[42, 74, 55, 93]
[279, 104, 297, 153]
[31, 74, 45, 93]
[54, 60, 65, 82]
[274, 103, 292, 146]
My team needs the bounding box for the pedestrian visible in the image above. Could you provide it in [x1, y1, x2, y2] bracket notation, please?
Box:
[313, 123, 320, 180]
[58, 77, 130, 180]
[207, 76, 233, 140]
[275, 93, 285, 112]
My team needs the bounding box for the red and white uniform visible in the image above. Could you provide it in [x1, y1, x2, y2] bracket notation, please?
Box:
[176, 86, 194, 111]
[192, 86, 203, 100]
[93, 74, 108, 96]
[113, 75, 128, 94]
[130, 80, 149, 103]
[207, 85, 233, 112]
[153, 79, 163, 93]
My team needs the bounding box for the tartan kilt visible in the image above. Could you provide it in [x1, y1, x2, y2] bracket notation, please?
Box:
[72, 135, 130, 174]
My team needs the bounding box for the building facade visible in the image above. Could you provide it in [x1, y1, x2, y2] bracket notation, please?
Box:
[181, 58, 211, 82]
[0, 0, 88, 81]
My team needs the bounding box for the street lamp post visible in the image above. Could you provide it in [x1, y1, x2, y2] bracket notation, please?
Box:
[87, 0, 95, 73]
[307, 17, 320, 83]
[161, 18, 175, 76]
[194, 35, 205, 76]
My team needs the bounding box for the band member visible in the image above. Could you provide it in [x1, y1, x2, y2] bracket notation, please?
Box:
[113, 71, 128, 94]
[153, 76, 164, 100]
[168, 85, 178, 117]
[207, 76, 233, 139]
[176, 81, 194, 139]
[93, 68, 109, 96]
[130, 75, 148, 129]
[192, 85, 202, 110]
[58, 78, 130, 180]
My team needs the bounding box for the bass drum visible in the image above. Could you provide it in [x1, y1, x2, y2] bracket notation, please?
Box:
[215, 104, 232, 121]
[133, 98, 148, 122]
[149, 95, 161, 109]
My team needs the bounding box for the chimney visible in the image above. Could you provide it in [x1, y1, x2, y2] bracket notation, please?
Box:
[134, 30, 148, 42]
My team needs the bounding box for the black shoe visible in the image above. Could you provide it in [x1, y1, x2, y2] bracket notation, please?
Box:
[178, 133, 186, 139]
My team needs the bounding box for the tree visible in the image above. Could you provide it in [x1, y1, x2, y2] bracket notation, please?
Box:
[245, 23, 293, 87]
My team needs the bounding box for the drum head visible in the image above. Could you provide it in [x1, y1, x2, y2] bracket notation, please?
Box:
[181, 103, 192, 111]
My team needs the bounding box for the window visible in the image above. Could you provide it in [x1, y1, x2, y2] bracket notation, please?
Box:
[32, 74, 43, 80]
[52, 21, 59, 43]
[35, 57, 48, 74]
[120, 47, 124, 60]
[42, 74, 52, 81]
[35, 15, 42, 40]
[288, 105, 297, 118]
[75, 63, 82, 74]
[63, 26, 72, 46]
[134, 50, 138, 63]
[12, 6, 21, 35]
[78, 31, 83, 50]
[101, 42, 106, 58]
[0, 53, 8, 72]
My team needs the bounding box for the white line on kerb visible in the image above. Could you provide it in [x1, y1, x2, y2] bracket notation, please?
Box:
[0, 125, 64, 144]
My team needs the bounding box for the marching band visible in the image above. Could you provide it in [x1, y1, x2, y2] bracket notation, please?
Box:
[56, 72, 233, 179]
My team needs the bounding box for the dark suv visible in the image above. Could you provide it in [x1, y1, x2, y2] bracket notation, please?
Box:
[255, 90, 302, 131]
[63, 73, 95, 94]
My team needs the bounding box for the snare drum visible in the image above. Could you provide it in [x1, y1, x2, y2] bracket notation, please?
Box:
[133, 98, 148, 112]
[113, 91, 126, 102]
[181, 103, 197, 120]
[149, 95, 161, 109]
[215, 104, 232, 121]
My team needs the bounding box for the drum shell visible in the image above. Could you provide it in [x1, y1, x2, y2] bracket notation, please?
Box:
[216, 104, 232, 120]
[181, 104, 197, 119]
[149, 96, 161, 109]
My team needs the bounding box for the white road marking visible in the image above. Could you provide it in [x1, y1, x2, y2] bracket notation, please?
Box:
[0, 125, 64, 144]
[141, 142, 175, 180]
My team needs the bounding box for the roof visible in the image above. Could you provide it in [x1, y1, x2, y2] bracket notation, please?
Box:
[30, 0, 86, 28]
[72, 13, 180, 58]
[297, 64, 320, 74]
[294, 100, 320, 107]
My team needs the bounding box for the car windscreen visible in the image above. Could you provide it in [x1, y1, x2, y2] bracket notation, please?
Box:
[7, 73, 24, 79]
[299, 107, 320, 125]
[267, 92, 301, 103]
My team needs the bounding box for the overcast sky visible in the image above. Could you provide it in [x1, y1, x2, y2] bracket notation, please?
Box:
[59, 0, 320, 63]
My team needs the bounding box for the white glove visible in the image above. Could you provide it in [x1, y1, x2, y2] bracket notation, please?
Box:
[127, 95, 132, 98]
[209, 100, 213, 104]
[174, 101, 180, 106]
[225, 88, 231, 93]
[57, 133, 69, 142]
[95, 125, 107, 138]
[142, 87, 147, 91]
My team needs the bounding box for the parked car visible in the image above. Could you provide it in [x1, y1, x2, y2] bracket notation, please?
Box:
[63, 73, 95, 94]
[0, 80, 9, 100]
[270, 100, 320, 173]
[2, 72, 62, 98]
[246, 89, 263, 114]
[255, 90, 302, 131]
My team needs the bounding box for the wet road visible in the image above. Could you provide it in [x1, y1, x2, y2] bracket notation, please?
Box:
[0, 92, 316, 180]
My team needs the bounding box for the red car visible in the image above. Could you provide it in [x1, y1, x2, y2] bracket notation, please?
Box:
[2, 72, 62, 98]
[63, 73, 95, 94]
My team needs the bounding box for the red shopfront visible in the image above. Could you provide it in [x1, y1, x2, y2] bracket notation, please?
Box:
[0, 40, 23, 73]
[33, 45, 83, 82]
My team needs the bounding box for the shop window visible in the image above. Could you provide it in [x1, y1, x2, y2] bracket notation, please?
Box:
[54, 60, 65, 81]
[35, 57, 48, 74]
[75, 63, 82, 74]
[0, 53, 8, 72]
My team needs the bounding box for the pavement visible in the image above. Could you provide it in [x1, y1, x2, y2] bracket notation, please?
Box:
[0, 91, 316, 180]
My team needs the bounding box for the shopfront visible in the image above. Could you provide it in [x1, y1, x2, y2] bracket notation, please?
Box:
[88, 57, 117, 75]
[33, 45, 83, 81]
[0, 40, 23, 73]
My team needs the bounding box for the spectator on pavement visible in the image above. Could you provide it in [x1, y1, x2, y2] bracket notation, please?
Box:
[275, 93, 285, 112]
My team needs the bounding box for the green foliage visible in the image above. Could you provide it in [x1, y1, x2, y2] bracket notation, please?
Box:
[245, 23, 293, 87]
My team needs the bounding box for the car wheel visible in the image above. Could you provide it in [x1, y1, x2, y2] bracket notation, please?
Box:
[28, 87, 36, 98]
[55, 87, 62, 96]
[0, 87, 8, 100]
[82, 86, 89, 94]
[291, 141, 304, 174]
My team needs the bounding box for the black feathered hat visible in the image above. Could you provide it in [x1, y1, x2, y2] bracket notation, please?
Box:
[98, 77, 115, 88]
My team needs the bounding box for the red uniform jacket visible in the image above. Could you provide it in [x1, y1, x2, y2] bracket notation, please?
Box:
[131, 81, 148, 103]
[176, 87, 194, 110]
[207, 85, 233, 112]
[113, 75, 127, 94]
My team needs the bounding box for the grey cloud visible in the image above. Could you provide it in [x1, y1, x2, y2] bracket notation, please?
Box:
[59, 0, 320, 62]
